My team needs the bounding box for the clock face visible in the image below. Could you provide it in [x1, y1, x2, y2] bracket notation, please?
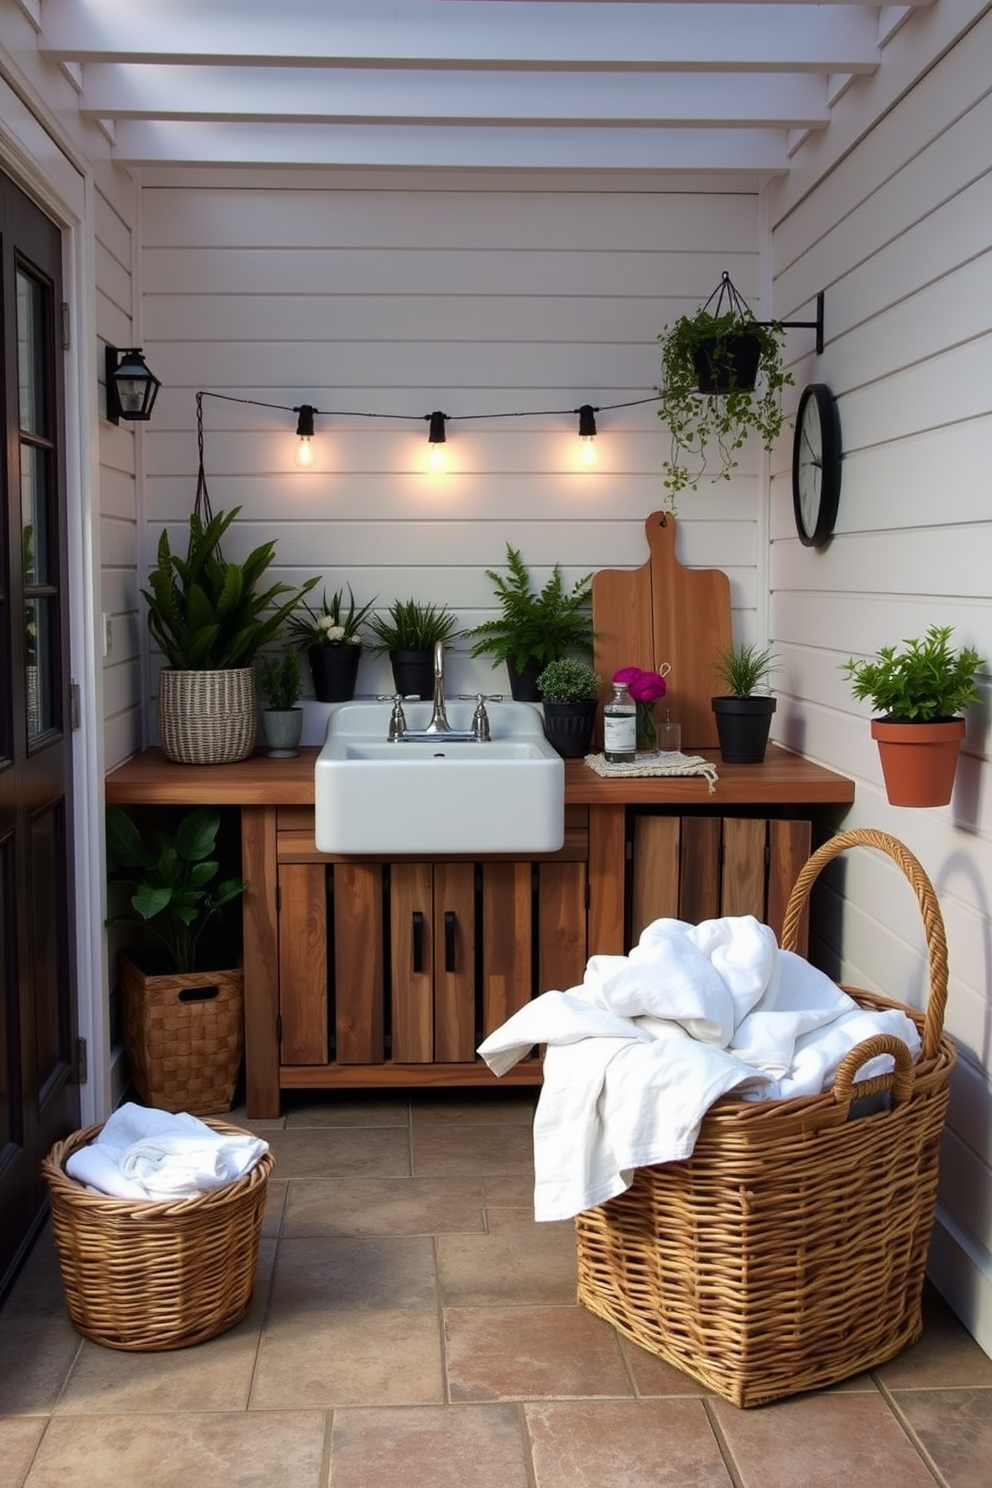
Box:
[792, 383, 841, 547]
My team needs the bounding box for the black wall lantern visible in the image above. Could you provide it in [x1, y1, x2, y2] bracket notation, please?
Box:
[105, 346, 162, 423]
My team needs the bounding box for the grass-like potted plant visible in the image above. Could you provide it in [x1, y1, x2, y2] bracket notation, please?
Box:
[842, 624, 984, 806]
[143, 504, 319, 764]
[466, 544, 594, 699]
[105, 804, 248, 1112]
[710, 641, 780, 763]
[656, 274, 791, 502]
[257, 647, 304, 757]
[367, 598, 461, 698]
[536, 658, 601, 758]
[284, 584, 376, 702]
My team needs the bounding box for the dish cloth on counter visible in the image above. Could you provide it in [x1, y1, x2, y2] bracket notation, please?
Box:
[477, 914, 921, 1222]
[65, 1102, 269, 1201]
[584, 750, 718, 791]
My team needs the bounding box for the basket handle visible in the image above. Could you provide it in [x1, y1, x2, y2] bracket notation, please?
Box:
[831, 1032, 916, 1109]
[780, 827, 948, 1062]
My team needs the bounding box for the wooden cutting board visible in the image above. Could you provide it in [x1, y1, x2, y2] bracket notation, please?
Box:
[591, 511, 731, 748]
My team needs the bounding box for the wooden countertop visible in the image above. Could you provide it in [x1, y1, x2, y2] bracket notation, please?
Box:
[105, 745, 855, 808]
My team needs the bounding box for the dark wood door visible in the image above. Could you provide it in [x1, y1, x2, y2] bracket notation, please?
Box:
[0, 171, 79, 1300]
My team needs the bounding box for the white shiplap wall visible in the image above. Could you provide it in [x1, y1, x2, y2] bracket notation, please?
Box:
[767, 3, 992, 1352]
[137, 170, 770, 714]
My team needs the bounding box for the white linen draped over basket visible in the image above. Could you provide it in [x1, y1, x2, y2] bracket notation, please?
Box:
[477, 915, 921, 1222]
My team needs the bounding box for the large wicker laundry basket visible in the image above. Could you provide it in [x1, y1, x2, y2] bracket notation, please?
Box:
[42, 1117, 273, 1351]
[574, 828, 956, 1408]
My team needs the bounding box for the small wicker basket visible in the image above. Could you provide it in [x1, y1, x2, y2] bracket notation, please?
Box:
[121, 955, 244, 1115]
[42, 1118, 274, 1351]
[574, 828, 957, 1408]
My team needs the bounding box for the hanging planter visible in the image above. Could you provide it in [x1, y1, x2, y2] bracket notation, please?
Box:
[656, 271, 792, 501]
[843, 625, 984, 808]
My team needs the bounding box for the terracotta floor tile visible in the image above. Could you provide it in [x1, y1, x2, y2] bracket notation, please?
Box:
[0, 1417, 47, 1488]
[410, 1091, 537, 1126]
[260, 1177, 287, 1236]
[261, 1124, 411, 1179]
[711, 1390, 939, 1488]
[412, 1121, 534, 1178]
[526, 1398, 733, 1488]
[251, 1308, 445, 1408]
[485, 1204, 543, 1230]
[437, 1224, 576, 1306]
[270, 1234, 438, 1314]
[874, 1286, 992, 1389]
[483, 1172, 535, 1207]
[283, 1175, 486, 1236]
[892, 1387, 992, 1487]
[283, 1093, 412, 1128]
[0, 1311, 80, 1415]
[20, 1411, 327, 1488]
[444, 1304, 633, 1401]
[618, 1337, 715, 1398]
[330, 1404, 531, 1488]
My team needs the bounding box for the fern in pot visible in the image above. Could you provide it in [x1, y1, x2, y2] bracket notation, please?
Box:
[466, 544, 594, 700]
[536, 658, 601, 758]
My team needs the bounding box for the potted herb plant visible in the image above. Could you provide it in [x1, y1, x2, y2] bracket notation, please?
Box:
[842, 624, 984, 806]
[367, 598, 461, 698]
[711, 642, 780, 763]
[536, 658, 601, 758]
[656, 275, 791, 502]
[466, 544, 594, 700]
[257, 648, 304, 757]
[285, 584, 375, 702]
[143, 504, 319, 764]
[105, 804, 248, 1112]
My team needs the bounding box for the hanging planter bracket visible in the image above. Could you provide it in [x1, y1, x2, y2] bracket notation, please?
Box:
[704, 272, 825, 355]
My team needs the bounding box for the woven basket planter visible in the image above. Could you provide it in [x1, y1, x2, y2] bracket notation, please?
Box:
[121, 954, 244, 1115]
[42, 1118, 273, 1351]
[157, 667, 257, 764]
[574, 828, 956, 1408]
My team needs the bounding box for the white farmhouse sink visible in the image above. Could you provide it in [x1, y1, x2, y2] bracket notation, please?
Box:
[315, 699, 564, 854]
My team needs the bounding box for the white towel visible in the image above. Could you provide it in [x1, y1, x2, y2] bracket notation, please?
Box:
[65, 1102, 269, 1201]
[477, 915, 921, 1221]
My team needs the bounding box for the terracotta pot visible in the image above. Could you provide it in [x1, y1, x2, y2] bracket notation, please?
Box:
[871, 718, 965, 807]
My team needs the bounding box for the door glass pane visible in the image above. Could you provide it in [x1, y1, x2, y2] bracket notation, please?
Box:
[24, 598, 54, 739]
[20, 444, 50, 585]
[16, 269, 46, 439]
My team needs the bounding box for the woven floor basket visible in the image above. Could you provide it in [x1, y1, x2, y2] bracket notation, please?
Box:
[157, 667, 257, 765]
[574, 828, 957, 1408]
[121, 955, 244, 1116]
[42, 1118, 274, 1351]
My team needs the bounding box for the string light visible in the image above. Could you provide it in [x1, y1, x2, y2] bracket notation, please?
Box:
[427, 410, 447, 472]
[576, 403, 598, 467]
[294, 404, 316, 468]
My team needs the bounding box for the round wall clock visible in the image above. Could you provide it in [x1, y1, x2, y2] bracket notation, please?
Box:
[792, 383, 842, 547]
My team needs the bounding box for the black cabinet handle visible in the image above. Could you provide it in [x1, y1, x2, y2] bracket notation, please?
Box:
[444, 910, 456, 972]
[412, 910, 424, 973]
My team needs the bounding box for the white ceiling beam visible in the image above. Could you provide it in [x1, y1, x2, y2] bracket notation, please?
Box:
[39, 1, 883, 74]
[76, 65, 830, 130]
[106, 119, 791, 174]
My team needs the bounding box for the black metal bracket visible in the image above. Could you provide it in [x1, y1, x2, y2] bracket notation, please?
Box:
[770, 291, 825, 356]
[706, 272, 825, 355]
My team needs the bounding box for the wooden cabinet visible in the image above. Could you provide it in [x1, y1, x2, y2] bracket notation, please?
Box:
[274, 807, 589, 1086]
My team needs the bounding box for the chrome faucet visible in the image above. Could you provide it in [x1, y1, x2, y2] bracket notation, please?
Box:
[390, 642, 483, 743]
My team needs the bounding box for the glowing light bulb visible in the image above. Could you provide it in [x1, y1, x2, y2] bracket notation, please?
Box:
[580, 435, 597, 467]
[427, 410, 447, 472]
[577, 403, 597, 467]
[294, 435, 315, 469]
[293, 403, 316, 470]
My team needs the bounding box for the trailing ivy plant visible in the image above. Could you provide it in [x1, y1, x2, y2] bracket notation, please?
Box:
[656, 309, 791, 502]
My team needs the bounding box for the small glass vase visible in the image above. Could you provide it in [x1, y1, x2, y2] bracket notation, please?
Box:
[635, 700, 659, 753]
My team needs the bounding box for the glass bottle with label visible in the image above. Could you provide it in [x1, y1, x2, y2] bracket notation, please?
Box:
[603, 681, 636, 762]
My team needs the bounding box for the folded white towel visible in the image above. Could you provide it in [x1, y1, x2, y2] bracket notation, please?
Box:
[65, 1102, 269, 1201]
[478, 914, 922, 1222]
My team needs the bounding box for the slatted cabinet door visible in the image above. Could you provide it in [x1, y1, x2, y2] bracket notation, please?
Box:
[278, 863, 328, 1064]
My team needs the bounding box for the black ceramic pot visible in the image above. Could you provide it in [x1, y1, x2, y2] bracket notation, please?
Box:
[506, 656, 543, 701]
[542, 700, 597, 759]
[389, 649, 433, 700]
[692, 332, 762, 394]
[711, 695, 776, 764]
[308, 644, 362, 702]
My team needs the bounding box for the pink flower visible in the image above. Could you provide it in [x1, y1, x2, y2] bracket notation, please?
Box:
[613, 665, 668, 702]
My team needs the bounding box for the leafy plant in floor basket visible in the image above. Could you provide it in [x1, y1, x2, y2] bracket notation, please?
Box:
[105, 805, 247, 974]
